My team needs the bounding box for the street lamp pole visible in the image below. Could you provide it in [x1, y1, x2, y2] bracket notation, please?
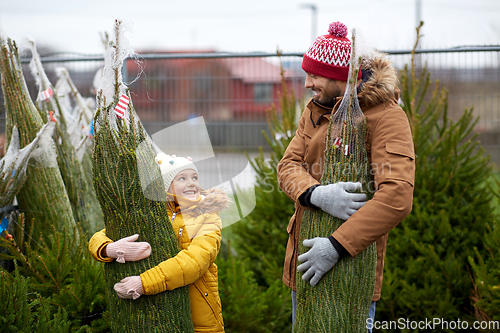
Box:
[300, 4, 317, 44]
[416, 0, 422, 48]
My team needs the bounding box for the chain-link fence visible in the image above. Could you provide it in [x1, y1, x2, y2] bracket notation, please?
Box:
[1, 47, 499, 163]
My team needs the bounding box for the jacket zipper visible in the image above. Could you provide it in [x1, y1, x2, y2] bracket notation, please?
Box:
[171, 212, 183, 247]
[178, 227, 183, 248]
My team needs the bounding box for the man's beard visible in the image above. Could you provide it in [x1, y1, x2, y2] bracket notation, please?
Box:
[313, 81, 342, 107]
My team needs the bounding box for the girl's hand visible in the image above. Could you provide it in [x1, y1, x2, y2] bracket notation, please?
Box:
[105, 234, 151, 263]
[114, 276, 143, 300]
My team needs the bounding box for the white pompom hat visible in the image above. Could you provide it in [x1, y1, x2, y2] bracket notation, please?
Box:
[155, 152, 198, 191]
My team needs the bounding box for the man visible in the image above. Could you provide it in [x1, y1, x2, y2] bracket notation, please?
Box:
[277, 21, 415, 328]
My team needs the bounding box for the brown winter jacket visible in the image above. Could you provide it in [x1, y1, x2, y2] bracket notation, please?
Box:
[277, 52, 415, 302]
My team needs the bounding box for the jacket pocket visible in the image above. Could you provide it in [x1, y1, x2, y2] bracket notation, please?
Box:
[191, 267, 224, 331]
[383, 141, 415, 185]
[385, 141, 415, 160]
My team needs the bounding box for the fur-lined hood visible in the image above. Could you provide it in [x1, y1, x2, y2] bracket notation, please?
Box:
[167, 187, 232, 217]
[357, 51, 400, 109]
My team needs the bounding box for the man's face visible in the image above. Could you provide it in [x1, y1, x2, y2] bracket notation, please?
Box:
[304, 73, 346, 107]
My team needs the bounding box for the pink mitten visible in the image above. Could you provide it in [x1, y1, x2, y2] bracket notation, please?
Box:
[114, 276, 143, 300]
[106, 234, 151, 263]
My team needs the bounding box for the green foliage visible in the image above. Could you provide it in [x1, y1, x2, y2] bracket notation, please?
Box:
[376, 23, 497, 328]
[0, 265, 73, 333]
[0, 214, 110, 331]
[216, 253, 292, 333]
[47, 231, 109, 330]
[0, 223, 109, 332]
[469, 240, 500, 322]
[489, 172, 500, 216]
[467, 172, 500, 330]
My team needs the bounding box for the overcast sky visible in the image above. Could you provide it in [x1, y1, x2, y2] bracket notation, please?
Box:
[0, 0, 499, 56]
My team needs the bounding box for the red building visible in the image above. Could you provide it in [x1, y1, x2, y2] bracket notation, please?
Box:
[126, 52, 304, 122]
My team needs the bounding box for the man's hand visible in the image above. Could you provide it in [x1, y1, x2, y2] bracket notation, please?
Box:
[114, 276, 143, 300]
[105, 234, 151, 263]
[310, 182, 367, 220]
[297, 237, 339, 287]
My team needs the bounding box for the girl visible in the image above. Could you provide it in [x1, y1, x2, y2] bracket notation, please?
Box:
[89, 153, 230, 333]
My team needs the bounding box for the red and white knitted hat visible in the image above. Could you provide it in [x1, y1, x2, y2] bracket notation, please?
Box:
[301, 21, 361, 82]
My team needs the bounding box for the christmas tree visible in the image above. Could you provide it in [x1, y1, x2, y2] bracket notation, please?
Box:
[377, 22, 496, 325]
[92, 20, 193, 332]
[293, 30, 376, 333]
[0, 37, 76, 239]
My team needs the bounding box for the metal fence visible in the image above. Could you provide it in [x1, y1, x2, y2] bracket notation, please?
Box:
[1, 47, 499, 164]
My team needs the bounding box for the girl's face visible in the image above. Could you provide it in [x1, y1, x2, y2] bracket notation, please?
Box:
[168, 169, 201, 200]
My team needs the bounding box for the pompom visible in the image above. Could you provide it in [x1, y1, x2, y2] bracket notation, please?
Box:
[328, 22, 348, 38]
[155, 152, 169, 164]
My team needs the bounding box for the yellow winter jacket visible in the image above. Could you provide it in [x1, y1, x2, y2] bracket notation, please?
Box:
[89, 188, 230, 333]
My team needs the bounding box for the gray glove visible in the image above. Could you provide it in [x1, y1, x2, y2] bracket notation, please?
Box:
[297, 237, 339, 286]
[310, 182, 367, 220]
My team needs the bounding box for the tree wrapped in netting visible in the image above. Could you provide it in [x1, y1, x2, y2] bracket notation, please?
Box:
[92, 20, 193, 333]
[55, 67, 98, 221]
[0, 121, 56, 212]
[294, 30, 377, 333]
[28, 39, 103, 234]
[54, 67, 95, 160]
[0, 36, 76, 239]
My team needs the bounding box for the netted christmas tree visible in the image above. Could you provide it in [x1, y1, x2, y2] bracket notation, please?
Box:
[0, 121, 55, 213]
[54, 67, 102, 231]
[293, 30, 377, 333]
[28, 39, 103, 233]
[0, 36, 76, 239]
[92, 20, 193, 333]
[54, 67, 95, 161]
